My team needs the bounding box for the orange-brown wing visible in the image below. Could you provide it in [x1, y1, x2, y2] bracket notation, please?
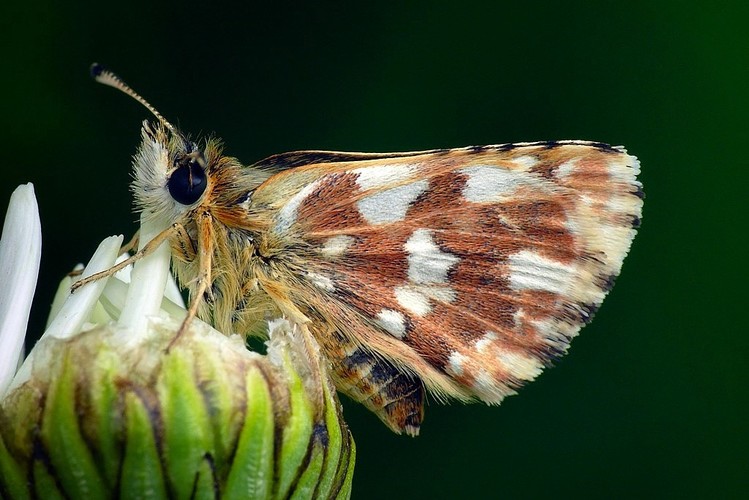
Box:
[249, 141, 643, 434]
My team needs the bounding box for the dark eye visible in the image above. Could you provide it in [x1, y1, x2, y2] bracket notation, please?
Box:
[168, 159, 207, 205]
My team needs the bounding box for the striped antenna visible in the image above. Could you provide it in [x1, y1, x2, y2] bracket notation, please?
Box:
[90, 63, 176, 133]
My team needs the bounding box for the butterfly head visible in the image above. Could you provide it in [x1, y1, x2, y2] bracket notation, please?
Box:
[90, 63, 218, 222]
[131, 120, 214, 222]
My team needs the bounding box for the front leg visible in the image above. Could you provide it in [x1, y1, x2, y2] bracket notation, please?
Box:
[66, 230, 142, 279]
[71, 223, 184, 292]
[169, 211, 214, 350]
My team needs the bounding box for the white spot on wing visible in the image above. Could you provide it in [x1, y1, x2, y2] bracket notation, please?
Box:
[512, 309, 525, 328]
[421, 286, 457, 303]
[376, 309, 407, 338]
[394, 286, 431, 316]
[512, 155, 539, 170]
[564, 215, 580, 236]
[473, 370, 513, 403]
[275, 180, 321, 233]
[446, 351, 468, 376]
[404, 229, 460, 284]
[356, 180, 428, 224]
[352, 164, 418, 190]
[555, 159, 577, 178]
[459, 165, 540, 203]
[321, 235, 354, 258]
[498, 350, 543, 381]
[508, 250, 575, 294]
[474, 331, 498, 353]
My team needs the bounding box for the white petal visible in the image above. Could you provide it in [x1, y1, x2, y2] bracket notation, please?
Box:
[99, 276, 186, 321]
[8, 234, 123, 395]
[43, 235, 123, 340]
[117, 212, 171, 343]
[46, 265, 81, 329]
[163, 272, 186, 308]
[0, 184, 41, 398]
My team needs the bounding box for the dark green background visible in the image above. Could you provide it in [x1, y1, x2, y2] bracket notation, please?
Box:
[2, 1, 746, 498]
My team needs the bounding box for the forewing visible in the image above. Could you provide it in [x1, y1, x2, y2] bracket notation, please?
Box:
[251, 141, 642, 420]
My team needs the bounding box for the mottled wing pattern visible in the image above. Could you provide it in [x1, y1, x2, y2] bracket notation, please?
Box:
[249, 141, 643, 435]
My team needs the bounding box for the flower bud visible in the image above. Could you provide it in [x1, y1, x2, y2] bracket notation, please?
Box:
[0, 207, 355, 499]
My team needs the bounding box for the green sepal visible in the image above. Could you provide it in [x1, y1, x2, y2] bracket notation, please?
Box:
[40, 350, 106, 499]
[274, 350, 315, 499]
[0, 430, 29, 500]
[120, 390, 168, 499]
[337, 440, 356, 500]
[315, 377, 346, 499]
[32, 459, 65, 500]
[224, 367, 275, 499]
[86, 346, 123, 487]
[290, 435, 325, 500]
[159, 349, 215, 498]
[189, 339, 243, 481]
[192, 455, 218, 499]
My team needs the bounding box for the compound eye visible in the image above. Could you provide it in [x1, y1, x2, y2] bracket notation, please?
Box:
[168, 159, 207, 205]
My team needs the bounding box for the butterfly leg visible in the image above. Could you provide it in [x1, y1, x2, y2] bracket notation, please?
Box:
[168, 211, 214, 350]
[70, 223, 182, 292]
[66, 230, 142, 280]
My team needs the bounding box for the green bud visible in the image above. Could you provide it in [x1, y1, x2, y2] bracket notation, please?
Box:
[0, 211, 355, 499]
[1, 315, 355, 499]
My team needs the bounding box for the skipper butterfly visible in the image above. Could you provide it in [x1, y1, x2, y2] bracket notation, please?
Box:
[78, 64, 643, 435]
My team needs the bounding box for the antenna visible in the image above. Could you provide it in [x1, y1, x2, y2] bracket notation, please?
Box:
[90, 63, 176, 133]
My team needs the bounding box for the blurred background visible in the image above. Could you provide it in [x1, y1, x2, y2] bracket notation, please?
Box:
[1, 1, 747, 497]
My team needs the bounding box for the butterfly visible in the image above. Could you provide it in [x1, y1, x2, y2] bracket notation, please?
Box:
[79, 64, 643, 436]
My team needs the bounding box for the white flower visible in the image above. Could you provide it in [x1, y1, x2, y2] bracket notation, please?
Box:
[0, 185, 355, 498]
[3, 206, 182, 395]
